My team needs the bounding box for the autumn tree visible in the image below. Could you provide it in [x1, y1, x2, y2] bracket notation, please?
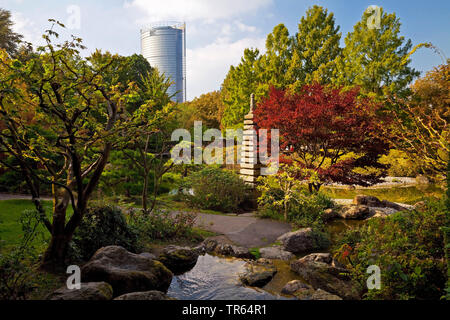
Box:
[254, 84, 389, 192]
[181, 90, 225, 130]
[384, 63, 449, 175]
[335, 7, 419, 98]
[0, 23, 160, 267]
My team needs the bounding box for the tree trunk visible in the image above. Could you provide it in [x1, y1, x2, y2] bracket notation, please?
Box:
[142, 169, 149, 213]
[41, 233, 72, 271]
[41, 206, 72, 270]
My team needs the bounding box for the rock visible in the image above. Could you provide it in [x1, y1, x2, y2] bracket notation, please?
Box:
[311, 289, 343, 300]
[338, 205, 373, 220]
[158, 246, 199, 275]
[290, 254, 361, 300]
[201, 237, 253, 259]
[114, 291, 172, 300]
[380, 200, 408, 211]
[81, 246, 173, 297]
[239, 259, 277, 287]
[281, 280, 312, 295]
[202, 238, 219, 253]
[214, 243, 235, 256]
[354, 195, 408, 212]
[299, 253, 332, 264]
[416, 175, 430, 185]
[259, 246, 294, 261]
[47, 282, 113, 300]
[322, 208, 338, 222]
[277, 228, 330, 254]
[231, 245, 254, 259]
[353, 195, 383, 207]
[214, 243, 253, 259]
[281, 280, 343, 300]
[139, 252, 157, 260]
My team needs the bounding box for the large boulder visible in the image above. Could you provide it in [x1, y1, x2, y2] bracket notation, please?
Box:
[114, 291, 172, 300]
[158, 246, 199, 275]
[277, 228, 329, 254]
[239, 259, 277, 287]
[353, 195, 408, 212]
[81, 246, 173, 297]
[338, 205, 373, 220]
[259, 246, 294, 261]
[281, 280, 342, 300]
[290, 254, 361, 300]
[47, 282, 113, 300]
[353, 195, 383, 207]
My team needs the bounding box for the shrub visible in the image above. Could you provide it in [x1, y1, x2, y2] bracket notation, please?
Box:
[333, 199, 447, 300]
[70, 205, 139, 261]
[257, 173, 334, 230]
[181, 166, 251, 212]
[129, 209, 197, 243]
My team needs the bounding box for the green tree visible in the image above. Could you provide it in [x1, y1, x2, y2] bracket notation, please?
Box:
[287, 5, 341, 90]
[259, 24, 293, 91]
[335, 7, 419, 98]
[0, 23, 159, 267]
[118, 70, 178, 213]
[0, 8, 23, 56]
[221, 48, 263, 129]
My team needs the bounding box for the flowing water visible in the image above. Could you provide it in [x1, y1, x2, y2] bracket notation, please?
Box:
[167, 219, 368, 300]
[167, 254, 297, 300]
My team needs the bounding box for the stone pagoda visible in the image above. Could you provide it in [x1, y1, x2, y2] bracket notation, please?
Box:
[239, 94, 261, 186]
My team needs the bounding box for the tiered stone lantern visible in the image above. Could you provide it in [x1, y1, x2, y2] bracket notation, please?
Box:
[239, 94, 261, 186]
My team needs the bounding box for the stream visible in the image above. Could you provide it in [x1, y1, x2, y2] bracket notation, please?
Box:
[167, 254, 295, 300]
[167, 219, 366, 300]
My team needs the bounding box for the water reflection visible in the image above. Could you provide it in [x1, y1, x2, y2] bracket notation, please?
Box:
[168, 254, 292, 300]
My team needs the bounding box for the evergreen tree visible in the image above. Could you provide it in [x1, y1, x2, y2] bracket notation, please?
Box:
[259, 24, 292, 91]
[0, 8, 23, 56]
[287, 5, 341, 90]
[335, 7, 419, 98]
[221, 48, 262, 129]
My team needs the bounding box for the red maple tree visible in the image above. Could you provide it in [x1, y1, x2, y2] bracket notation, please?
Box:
[254, 84, 389, 192]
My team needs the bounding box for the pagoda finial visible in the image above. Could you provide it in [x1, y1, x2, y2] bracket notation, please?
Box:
[250, 93, 255, 113]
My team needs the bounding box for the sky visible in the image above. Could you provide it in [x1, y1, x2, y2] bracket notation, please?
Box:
[1, 0, 449, 100]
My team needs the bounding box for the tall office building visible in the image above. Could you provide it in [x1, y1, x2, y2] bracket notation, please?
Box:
[140, 22, 186, 103]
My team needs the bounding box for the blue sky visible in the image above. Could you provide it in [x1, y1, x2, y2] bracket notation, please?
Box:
[1, 0, 449, 100]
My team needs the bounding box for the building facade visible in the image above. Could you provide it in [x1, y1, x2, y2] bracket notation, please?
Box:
[140, 22, 186, 103]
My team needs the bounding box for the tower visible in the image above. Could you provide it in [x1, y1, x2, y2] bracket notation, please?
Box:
[140, 22, 186, 103]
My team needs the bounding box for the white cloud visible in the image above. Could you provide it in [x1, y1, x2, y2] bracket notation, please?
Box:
[124, 0, 273, 23]
[235, 21, 258, 33]
[10, 11, 40, 44]
[125, 0, 271, 99]
[187, 37, 265, 100]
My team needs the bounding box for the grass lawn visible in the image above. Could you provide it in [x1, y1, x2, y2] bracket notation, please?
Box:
[0, 199, 74, 252]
